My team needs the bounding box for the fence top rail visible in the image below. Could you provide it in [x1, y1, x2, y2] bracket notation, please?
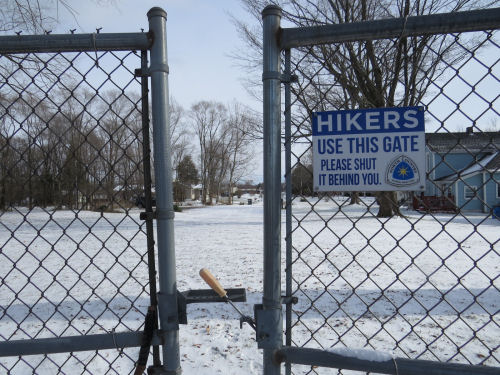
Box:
[280, 7, 500, 50]
[0, 32, 151, 54]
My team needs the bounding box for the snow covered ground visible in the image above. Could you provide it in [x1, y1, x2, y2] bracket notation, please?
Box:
[0, 197, 498, 374]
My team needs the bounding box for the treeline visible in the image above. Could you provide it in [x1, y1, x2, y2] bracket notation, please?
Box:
[0, 87, 260, 210]
[0, 88, 144, 210]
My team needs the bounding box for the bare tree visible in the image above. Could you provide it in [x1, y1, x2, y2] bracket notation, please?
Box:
[1, 0, 55, 34]
[0, 1, 116, 94]
[0, 1, 143, 211]
[224, 102, 256, 204]
[0, 88, 64, 208]
[190, 101, 257, 205]
[169, 98, 191, 178]
[0, 0, 117, 34]
[93, 89, 141, 209]
[235, 0, 498, 217]
[0, 92, 18, 209]
[190, 101, 228, 204]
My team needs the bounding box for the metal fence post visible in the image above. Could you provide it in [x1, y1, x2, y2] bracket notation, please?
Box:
[283, 48, 292, 375]
[148, 7, 181, 374]
[262, 5, 283, 375]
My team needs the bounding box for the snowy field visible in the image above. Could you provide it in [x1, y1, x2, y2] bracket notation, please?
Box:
[0, 197, 499, 374]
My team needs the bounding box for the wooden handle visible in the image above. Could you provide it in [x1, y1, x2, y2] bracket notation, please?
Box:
[199, 268, 227, 298]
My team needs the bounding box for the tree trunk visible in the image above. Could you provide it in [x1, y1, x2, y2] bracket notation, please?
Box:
[377, 191, 402, 217]
[349, 192, 360, 205]
[28, 147, 33, 209]
[0, 175, 5, 210]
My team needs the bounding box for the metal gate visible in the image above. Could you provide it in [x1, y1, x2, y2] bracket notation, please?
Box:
[0, 7, 182, 374]
[260, 4, 500, 375]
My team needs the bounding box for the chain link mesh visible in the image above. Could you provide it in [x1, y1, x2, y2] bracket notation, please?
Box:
[285, 29, 499, 374]
[0, 49, 153, 374]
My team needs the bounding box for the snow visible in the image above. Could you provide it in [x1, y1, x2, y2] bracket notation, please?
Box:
[328, 347, 393, 362]
[0, 198, 499, 374]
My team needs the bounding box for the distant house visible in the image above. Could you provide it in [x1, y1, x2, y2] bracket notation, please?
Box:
[236, 182, 263, 196]
[424, 131, 500, 213]
[188, 184, 240, 204]
[191, 184, 204, 201]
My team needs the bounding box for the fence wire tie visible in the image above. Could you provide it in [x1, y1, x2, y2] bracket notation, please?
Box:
[393, 356, 399, 375]
[92, 32, 99, 67]
[111, 328, 124, 357]
[397, 14, 409, 44]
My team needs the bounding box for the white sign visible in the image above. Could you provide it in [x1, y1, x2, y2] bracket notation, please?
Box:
[312, 107, 426, 192]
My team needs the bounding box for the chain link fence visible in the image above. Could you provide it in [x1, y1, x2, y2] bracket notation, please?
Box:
[0, 37, 159, 373]
[2, 5, 499, 375]
[282, 11, 499, 375]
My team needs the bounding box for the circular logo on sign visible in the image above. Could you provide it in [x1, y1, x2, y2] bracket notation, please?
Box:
[385, 155, 420, 187]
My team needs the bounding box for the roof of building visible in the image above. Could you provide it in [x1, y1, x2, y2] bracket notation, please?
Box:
[426, 131, 500, 154]
[436, 151, 500, 181]
[485, 151, 500, 170]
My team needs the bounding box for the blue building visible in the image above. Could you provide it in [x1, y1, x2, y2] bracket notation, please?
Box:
[424, 131, 500, 213]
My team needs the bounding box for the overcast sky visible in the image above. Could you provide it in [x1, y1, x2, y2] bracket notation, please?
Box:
[53, 0, 259, 112]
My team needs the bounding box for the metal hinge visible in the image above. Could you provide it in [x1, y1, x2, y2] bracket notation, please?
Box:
[281, 73, 298, 83]
[134, 68, 149, 77]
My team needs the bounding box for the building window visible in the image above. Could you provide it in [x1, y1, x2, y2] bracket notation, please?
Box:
[464, 186, 477, 200]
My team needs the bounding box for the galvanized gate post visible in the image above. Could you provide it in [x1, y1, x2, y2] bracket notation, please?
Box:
[148, 7, 182, 374]
[283, 48, 293, 375]
[262, 5, 283, 375]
